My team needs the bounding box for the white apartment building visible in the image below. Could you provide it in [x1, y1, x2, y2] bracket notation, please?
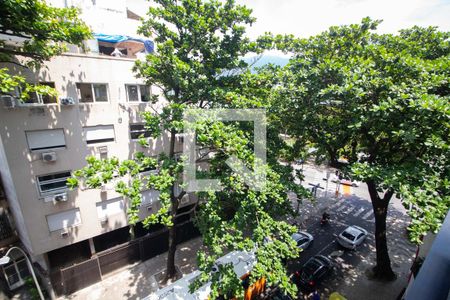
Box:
[0, 0, 195, 296]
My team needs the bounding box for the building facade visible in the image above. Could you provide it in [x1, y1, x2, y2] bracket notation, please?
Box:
[0, 0, 194, 296]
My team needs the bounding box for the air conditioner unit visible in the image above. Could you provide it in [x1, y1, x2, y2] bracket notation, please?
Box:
[53, 192, 68, 202]
[1, 95, 16, 108]
[97, 146, 108, 154]
[42, 151, 57, 162]
[61, 230, 69, 238]
[60, 97, 75, 105]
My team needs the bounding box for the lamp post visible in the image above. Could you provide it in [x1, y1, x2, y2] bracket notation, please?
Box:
[0, 246, 44, 300]
[325, 171, 331, 198]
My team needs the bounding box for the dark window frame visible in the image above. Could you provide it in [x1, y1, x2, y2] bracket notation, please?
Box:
[19, 82, 57, 105]
[83, 125, 115, 145]
[125, 84, 151, 102]
[76, 82, 109, 103]
[37, 171, 71, 196]
[130, 123, 151, 140]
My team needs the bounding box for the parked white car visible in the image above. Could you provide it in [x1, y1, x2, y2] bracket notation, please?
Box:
[292, 231, 314, 250]
[337, 225, 368, 249]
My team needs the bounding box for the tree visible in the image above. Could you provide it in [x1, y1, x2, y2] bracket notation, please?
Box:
[0, 0, 91, 98]
[70, 0, 303, 298]
[276, 18, 450, 280]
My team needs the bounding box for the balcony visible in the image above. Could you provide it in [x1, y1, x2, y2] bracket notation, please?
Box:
[67, 33, 154, 60]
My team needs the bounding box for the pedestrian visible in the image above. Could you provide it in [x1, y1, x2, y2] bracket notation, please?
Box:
[312, 290, 320, 300]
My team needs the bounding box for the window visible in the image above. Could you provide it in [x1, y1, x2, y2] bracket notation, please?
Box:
[83, 125, 115, 144]
[46, 208, 82, 232]
[96, 198, 125, 220]
[176, 133, 185, 143]
[22, 82, 57, 104]
[130, 123, 151, 139]
[126, 85, 139, 102]
[76, 83, 109, 103]
[2, 258, 29, 290]
[25, 129, 65, 151]
[37, 171, 71, 195]
[297, 238, 308, 247]
[126, 84, 150, 102]
[342, 231, 356, 241]
[93, 84, 108, 102]
[141, 189, 159, 206]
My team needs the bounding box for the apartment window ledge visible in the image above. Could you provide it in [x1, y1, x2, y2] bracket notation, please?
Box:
[15, 103, 59, 108]
[78, 102, 111, 106]
[62, 52, 136, 62]
[86, 142, 115, 147]
[29, 147, 66, 154]
[127, 102, 152, 105]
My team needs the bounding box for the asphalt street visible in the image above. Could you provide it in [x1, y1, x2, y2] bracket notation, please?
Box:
[287, 196, 377, 287]
[285, 163, 415, 299]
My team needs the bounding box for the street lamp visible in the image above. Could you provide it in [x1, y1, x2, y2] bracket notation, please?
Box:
[0, 246, 44, 300]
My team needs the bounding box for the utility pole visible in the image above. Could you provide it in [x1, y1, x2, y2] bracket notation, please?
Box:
[325, 171, 330, 197]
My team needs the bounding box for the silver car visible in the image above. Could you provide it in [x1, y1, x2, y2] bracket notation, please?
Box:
[292, 231, 314, 250]
[337, 225, 368, 249]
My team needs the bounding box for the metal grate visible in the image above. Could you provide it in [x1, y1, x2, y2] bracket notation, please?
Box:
[98, 241, 140, 276]
[60, 258, 101, 295]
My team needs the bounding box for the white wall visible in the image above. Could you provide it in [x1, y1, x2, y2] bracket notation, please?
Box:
[48, 0, 150, 37]
[0, 136, 33, 253]
[0, 54, 178, 255]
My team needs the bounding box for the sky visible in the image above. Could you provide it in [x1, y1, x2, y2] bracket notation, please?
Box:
[236, 0, 450, 39]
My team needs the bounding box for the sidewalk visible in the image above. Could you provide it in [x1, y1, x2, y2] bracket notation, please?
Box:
[59, 237, 203, 300]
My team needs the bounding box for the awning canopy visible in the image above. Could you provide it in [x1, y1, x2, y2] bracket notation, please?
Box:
[94, 33, 154, 53]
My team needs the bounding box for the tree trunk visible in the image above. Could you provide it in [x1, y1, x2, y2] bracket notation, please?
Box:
[165, 129, 179, 281]
[367, 180, 396, 281]
[165, 223, 177, 280]
[165, 192, 179, 280]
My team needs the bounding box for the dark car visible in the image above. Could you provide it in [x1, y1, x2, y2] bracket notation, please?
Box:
[293, 255, 333, 290]
[271, 289, 295, 300]
[268, 287, 295, 300]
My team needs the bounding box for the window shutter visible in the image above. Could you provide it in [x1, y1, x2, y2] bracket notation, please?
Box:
[46, 209, 82, 232]
[83, 125, 115, 144]
[26, 129, 65, 151]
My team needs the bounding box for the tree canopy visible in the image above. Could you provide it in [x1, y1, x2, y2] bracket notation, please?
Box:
[0, 0, 91, 98]
[71, 0, 304, 298]
[275, 17, 450, 279]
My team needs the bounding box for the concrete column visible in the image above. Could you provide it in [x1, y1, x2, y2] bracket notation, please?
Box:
[88, 238, 96, 256]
